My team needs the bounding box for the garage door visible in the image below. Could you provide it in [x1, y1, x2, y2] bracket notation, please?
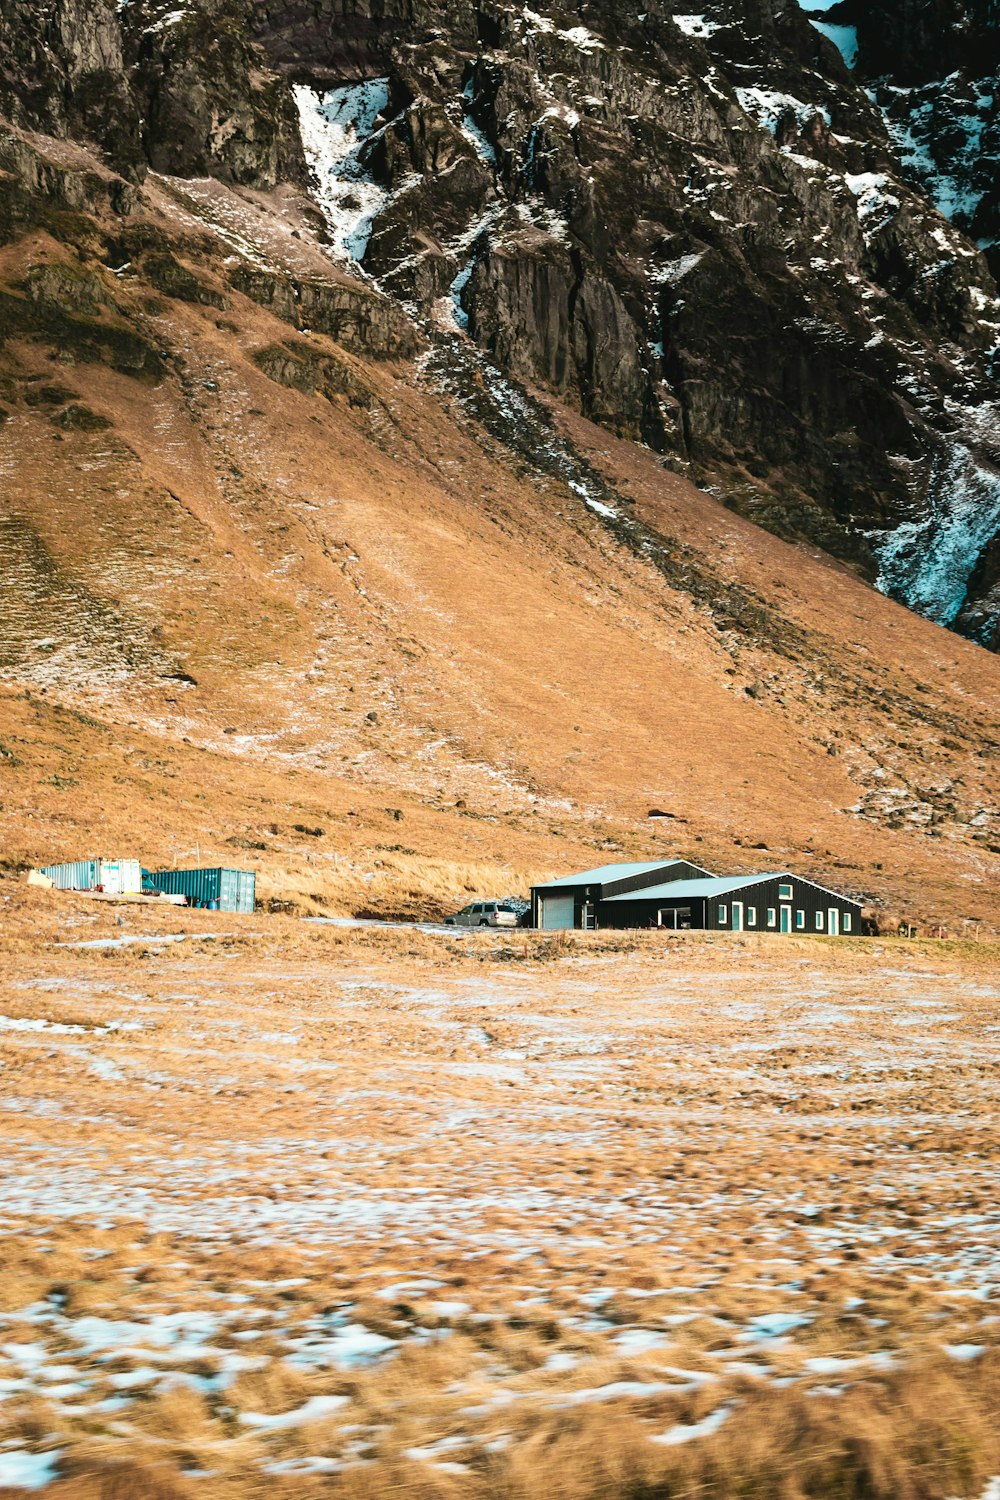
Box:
[539, 894, 575, 930]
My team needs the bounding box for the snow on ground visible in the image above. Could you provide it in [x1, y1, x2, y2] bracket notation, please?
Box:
[0, 1450, 62, 1490]
[521, 7, 604, 51]
[460, 78, 497, 165]
[869, 76, 996, 230]
[843, 171, 901, 230]
[672, 14, 721, 38]
[1, 936, 998, 1486]
[811, 20, 858, 69]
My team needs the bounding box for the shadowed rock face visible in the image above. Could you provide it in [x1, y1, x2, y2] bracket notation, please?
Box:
[0, 0, 998, 646]
[0, 0, 145, 177]
[849, 0, 999, 278]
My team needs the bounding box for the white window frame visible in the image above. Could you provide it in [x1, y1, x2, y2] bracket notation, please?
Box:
[767, 907, 776, 928]
[778, 882, 793, 901]
[795, 910, 805, 930]
[717, 903, 728, 924]
[815, 912, 824, 931]
[843, 912, 852, 932]
[747, 906, 756, 926]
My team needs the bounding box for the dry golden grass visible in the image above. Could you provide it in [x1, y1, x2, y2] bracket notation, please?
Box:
[0, 905, 998, 1497]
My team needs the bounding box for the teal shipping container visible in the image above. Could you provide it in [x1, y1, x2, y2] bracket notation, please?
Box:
[40, 859, 99, 890]
[40, 859, 142, 894]
[145, 867, 255, 912]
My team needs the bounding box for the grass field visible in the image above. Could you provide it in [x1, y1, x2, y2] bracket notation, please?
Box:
[1, 889, 998, 1497]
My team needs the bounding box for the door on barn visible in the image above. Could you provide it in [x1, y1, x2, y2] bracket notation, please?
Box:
[731, 901, 743, 932]
[540, 894, 575, 930]
[780, 906, 792, 933]
[827, 908, 839, 936]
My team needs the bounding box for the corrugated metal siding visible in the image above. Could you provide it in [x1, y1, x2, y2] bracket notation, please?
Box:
[601, 860, 713, 898]
[40, 859, 100, 890]
[530, 861, 714, 925]
[539, 893, 575, 930]
[600, 873, 862, 933]
[146, 867, 254, 912]
[99, 860, 142, 894]
[235, 870, 256, 913]
[39, 858, 141, 892]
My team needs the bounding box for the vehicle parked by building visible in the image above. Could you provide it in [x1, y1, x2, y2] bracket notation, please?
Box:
[444, 900, 522, 928]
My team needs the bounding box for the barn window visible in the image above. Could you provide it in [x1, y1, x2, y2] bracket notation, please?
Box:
[778, 882, 793, 900]
[815, 912, 824, 930]
[767, 908, 776, 928]
[795, 910, 805, 929]
[843, 912, 852, 932]
[717, 904, 727, 923]
[747, 906, 756, 926]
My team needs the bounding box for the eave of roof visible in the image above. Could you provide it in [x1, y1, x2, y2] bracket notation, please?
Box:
[602, 874, 782, 902]
[532, 859, 695, 890]
[602, 872, 860, 904]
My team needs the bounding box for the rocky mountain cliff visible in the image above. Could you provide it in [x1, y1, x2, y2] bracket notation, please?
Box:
[1, 0, 999, 647]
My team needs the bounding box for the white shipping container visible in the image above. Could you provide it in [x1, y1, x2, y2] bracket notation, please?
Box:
[98, 859, 142, 895]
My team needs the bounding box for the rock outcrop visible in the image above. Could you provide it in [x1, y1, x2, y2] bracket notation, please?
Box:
[0, 0, 143, 177]
[124, 0, 307, 188]
[1, 0, 998, 646]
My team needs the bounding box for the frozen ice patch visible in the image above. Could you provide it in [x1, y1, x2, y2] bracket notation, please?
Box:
[0, 1450, 62, 1490]
[742, 1312, 811, 1341]
[293, 80, 398, 261]
[461, 78, 497, 164]
[613, 1328, 668, 1354]
[810, 20, 858, 68]
[870, 436, 1000, 630]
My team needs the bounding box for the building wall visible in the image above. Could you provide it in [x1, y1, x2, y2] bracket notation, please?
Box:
[599, 876, 862, 934]
[531, 861, 711, 929]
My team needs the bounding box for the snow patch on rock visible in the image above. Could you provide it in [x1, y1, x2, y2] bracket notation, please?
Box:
[673, 14, 721, 38]
[870, 431, 1000, 632]
[293, 80, 395, 262]
[736, 87, 830, 136]
[810, 20, 858, 69]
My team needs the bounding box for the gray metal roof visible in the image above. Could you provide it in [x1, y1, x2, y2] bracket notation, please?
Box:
[604, 871, 859, 904]
[533, 860, 693, 891]
[603, 873, 789, 903]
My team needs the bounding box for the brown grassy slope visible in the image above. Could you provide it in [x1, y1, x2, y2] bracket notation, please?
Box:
[0, 137, 998, 927]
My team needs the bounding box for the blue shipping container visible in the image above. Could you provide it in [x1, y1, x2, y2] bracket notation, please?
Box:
[146, 867, 255, 913]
